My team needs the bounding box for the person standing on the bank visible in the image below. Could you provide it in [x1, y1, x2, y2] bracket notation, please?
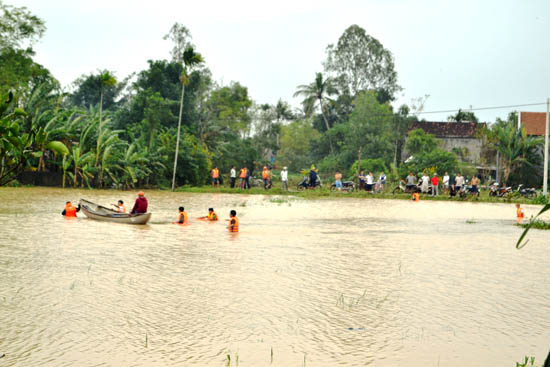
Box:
[245, 166, 251, 189]
[281, 166, 288, 191]
[443, 171, 450, 193]
[421, 172, 430, 193]
[455, 173, 465, 191]
[365, 171, 374, 192]
[211, 166, 220, 188]
[431, 173, 439, 196]
[230, 166, 236, 188]
[239, 166, 247, 189]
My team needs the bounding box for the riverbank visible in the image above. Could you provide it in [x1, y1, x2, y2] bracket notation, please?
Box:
[4, 184, 547, 206]
[174, 185, 548, 205]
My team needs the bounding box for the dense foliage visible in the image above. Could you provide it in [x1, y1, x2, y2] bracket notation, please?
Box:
[0, 2, 545, 189]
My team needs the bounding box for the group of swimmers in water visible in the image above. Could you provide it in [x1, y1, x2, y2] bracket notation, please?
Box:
[61, 191, 239, 232]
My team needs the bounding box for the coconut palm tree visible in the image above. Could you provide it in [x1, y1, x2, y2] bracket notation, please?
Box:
[485, 119, 543, 185]
[96, 71, 116, 166]
[171, 46, 204, 191]
[293, 72, 338, 152]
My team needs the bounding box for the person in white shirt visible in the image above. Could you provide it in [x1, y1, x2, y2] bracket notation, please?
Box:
[230, 166, 237, 188]
[443, 171, 450, 193]
[366, 171, 374, 192]
[455, 173, 465, 191]
[421, 173, 430, 193]
[281, 166, 289, 191]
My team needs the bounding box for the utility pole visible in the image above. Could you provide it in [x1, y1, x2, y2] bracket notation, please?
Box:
[544, 98, 549, 196]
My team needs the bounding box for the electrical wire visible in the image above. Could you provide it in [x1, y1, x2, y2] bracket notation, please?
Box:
[414, 102, 547, 115]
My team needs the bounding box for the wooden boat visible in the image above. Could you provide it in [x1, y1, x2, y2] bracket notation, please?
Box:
[80, 199, 151, 225]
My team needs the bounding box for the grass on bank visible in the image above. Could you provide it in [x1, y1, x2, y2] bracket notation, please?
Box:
[173, 184, 547, 205]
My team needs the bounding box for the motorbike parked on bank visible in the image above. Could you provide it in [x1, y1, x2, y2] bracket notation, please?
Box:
[297, 175, 322, 191]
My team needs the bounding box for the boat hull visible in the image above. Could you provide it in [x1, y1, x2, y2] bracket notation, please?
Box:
[80, 199, 151, 225]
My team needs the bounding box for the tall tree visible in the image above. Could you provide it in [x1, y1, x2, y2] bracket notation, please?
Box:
[164, 23, 205, 191]
[95, 71, 117, 166]
[324, 25, 400, 98]
[447, 109, 479, 123]
[293, 72, 338, 152]
[0, 1, 45, 50]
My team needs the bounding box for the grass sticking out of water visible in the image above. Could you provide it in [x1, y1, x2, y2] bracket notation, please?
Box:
[465, 219, 477, 224]
[516, 356, 536, 367]
[517, 220, 550, 230]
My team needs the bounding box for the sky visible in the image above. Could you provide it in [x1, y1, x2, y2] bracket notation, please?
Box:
[9, 0, 550, 123]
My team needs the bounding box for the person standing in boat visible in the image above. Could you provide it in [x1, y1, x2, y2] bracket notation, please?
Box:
[62, 201, 80, 217]
[131, 191, 148, 214]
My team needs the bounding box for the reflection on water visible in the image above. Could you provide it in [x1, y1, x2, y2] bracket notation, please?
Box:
[0, 187, 549, 366]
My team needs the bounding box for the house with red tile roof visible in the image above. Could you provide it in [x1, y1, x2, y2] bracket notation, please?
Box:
[519, 112, 548, 136]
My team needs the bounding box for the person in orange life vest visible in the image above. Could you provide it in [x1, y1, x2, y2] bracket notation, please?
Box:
[113, 200, 126, 213]
[173, 206, 189, 224]
[228, 209, 239, 232]
[239, 167, 247, 189]
[516, 203, 524, 220]
[412, 192, 420, 202]
[211, 166, 220, 188]
[262, 166, 270, 189]
[131, 191, 148, 214]
[199, 208, 218, 221]
[62, 201, 80, 217]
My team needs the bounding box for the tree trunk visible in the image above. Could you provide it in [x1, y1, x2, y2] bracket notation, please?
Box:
[96, 90, 104, 167]
[357, 146, 362, 183]
[319, 98, 334, 153]
[171, 83, 185, 191]
[393, 138, 398, 167]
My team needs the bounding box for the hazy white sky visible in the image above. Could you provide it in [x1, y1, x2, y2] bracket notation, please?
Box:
[10, 0, 550, 122]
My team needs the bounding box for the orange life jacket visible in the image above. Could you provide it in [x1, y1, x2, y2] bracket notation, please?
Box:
[262, 169, 269, 179]
[517, 208, 524, 218]
[178, 211, 189, 224]
[229, 216, 239, 232]
[65, 204, 77, 217]
[412, 192, 420, 202]
[117, 205, 126, 213]
[212, 168, 219, 178]
[208, 212, 218, 221]
[239, 168, 247, 178]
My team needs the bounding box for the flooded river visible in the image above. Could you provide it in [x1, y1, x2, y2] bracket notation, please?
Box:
[0, 187, 549, 366]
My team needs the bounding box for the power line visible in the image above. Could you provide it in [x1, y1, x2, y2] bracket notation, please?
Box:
[415, 102, 546, 115]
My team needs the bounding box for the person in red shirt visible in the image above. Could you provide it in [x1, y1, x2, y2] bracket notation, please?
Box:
[131, 191, 148, 214]
[431, 173, 439, 196]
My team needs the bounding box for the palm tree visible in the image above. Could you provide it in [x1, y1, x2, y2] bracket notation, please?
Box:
[96, 71, 116, 166]
[293, 72, 338, 152]
[485, 119, 543, 185]
[171, 46, 204, 191]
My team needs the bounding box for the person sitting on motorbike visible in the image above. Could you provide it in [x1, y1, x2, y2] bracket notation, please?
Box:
[359, 170, 366, 191]
[449, 184, 457, 197]
[309, 166, 318, 188]
[406, 171, 417, 192]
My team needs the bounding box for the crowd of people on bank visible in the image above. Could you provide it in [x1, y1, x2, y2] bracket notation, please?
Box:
[212, 165, 291, 191]
[209, 165, 486, 197]
[403, 171, 480, 197]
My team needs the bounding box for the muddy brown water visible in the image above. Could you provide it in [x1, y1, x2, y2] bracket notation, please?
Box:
[0, 187, 548, 366]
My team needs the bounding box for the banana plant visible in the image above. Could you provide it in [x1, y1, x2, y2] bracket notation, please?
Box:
[66, 146, 94, 188]
[0, 92, 35, 186]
